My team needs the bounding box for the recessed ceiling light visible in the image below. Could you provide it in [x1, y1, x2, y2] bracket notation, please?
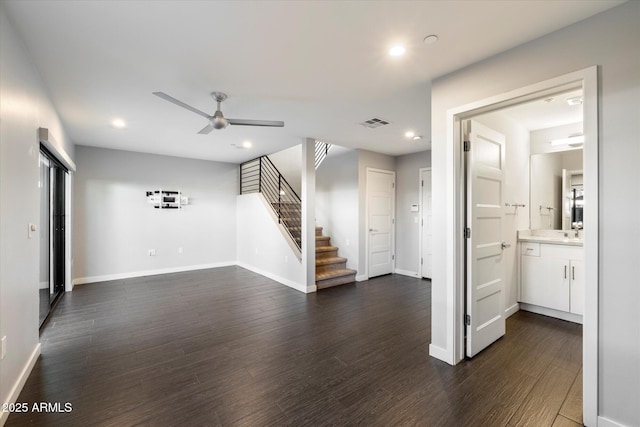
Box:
[389, 45, 406, 57]
[241, 140, 252, 149]
[413, 135, 423, 141]
[111, 118, 126, 129]
[423, 35, 438, 45]
[405, 131, 415, 138]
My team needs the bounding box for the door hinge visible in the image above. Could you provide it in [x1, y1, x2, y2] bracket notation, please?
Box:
[421, 180, 424, 187]
[392, 218, 395, 225]
[464, 140, 471, 152]
[421, 219, 423, 226]
[465, 314, 471, 326]
[464, 227, 471, 239]
[392, 182, 395, 189]
[392, 254, 395, 260]
[421, 257, 423, 265]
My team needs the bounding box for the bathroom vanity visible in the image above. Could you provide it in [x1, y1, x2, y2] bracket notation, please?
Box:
[518, 230, 583, 323]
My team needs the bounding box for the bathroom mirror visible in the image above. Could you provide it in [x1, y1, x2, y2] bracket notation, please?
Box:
[530, 148, 583, 230]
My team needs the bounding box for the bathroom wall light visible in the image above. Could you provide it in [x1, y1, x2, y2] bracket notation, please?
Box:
[566, 96, 583, 106]
[550, 135, 584, 146]
[404, 131, 415, 138]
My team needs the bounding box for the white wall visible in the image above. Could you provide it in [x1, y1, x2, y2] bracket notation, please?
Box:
[394, 151, 430, 276]
[267, 144, 302, 196]
[316, 147, 359, 272]
[474, 112, 530, 315]
[0, 5, 75, 421]
[358, 149, 396, 279]
[236, 193, 307, 292]
[73, 146, 237, 282]
[431, 2, 640, 425]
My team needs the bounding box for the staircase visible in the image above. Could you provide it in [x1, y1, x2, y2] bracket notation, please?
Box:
[315, 226, 357, 289]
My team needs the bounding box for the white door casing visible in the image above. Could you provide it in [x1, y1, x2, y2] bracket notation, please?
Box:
[420, 168, 432, 279]
[465, 120, 506, 358]
[440, 68, 597, 426]
[366, 168, 395, 278]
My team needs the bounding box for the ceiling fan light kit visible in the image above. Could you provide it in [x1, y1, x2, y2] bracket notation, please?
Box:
[153, 91, 284, 134]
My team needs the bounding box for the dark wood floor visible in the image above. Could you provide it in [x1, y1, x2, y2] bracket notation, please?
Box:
[8, 267, 582, 426]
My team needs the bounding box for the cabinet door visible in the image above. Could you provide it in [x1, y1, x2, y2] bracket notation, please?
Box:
[521, 256, 570, 311]
[570, 260, 584, 315]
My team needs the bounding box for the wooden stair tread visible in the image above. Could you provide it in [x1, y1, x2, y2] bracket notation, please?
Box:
[316, 236, 330, 240]
[316, 269, 357, 281]
[316, 246, 338, 253]
[315, 256, 347, 266]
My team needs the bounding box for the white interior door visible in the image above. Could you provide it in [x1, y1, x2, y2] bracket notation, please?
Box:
[420, 168, 432, 279]
[465, 120, 506, 358]
[367, 168, 395, 278]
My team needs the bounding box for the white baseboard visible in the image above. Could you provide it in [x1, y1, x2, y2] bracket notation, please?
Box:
[598, 416, 627, 427]
[519, 303, 583, 324]
[394, 269, 420, 278]
[39, 281, 49, 290]
[429, 343, 454, 365]
[1, 344, 41, 426]
[355, 274, 368, 282]
[505, 303, 520, 318]
[236, 262, 311, 293]
[72, 262, 236, 285]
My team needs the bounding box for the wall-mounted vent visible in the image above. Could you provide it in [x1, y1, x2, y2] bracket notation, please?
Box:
[361, 117, 391, 128]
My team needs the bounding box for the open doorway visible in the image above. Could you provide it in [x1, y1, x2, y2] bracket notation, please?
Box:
[443, 67, 598, 424]
[464, 86, 585, 357]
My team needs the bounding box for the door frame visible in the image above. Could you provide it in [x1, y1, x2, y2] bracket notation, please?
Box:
[364, 167, 396, 278]
[419, 167, 432, 278]
[442, 67, 598, 425]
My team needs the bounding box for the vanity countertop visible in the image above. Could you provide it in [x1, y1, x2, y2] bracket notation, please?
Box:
[518, 230, 583, 247]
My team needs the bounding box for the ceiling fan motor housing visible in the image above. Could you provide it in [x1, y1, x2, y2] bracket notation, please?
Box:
[212, 110, 229, 129]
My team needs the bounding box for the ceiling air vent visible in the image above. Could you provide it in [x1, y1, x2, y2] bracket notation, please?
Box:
[361, 117, 391, 128]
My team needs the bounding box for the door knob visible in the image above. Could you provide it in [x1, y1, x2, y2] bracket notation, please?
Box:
[369, 228, 378, 232]
[501, 241, 511, 249]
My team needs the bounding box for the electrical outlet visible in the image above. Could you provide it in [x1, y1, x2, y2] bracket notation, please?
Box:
[178, 247, 184, 254]
[148, 249, 156, 256]
[1, 336, 6, 359]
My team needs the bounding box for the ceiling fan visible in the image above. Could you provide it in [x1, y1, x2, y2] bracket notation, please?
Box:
[153, 91, 284, 134]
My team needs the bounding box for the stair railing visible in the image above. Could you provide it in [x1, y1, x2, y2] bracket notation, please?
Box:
[240, 156, 302, 251]
[315, 140, 332, 169]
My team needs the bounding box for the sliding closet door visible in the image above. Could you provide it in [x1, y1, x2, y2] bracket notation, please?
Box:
[39, 153, 51, 326]
[39, 148, 67, 327]
[51, 164, 66, 297]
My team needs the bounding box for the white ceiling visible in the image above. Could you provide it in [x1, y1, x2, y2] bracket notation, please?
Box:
[3, 1, 623, 163]
[500, 89, 584, 131]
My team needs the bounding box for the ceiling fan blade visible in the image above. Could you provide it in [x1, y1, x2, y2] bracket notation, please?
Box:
[197, 123, 215, 135]
[227, 118, 284, 127]
[153, 92, 211, 119]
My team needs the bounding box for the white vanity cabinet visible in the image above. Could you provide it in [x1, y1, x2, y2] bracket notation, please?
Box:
[519, 241, 583, 319]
